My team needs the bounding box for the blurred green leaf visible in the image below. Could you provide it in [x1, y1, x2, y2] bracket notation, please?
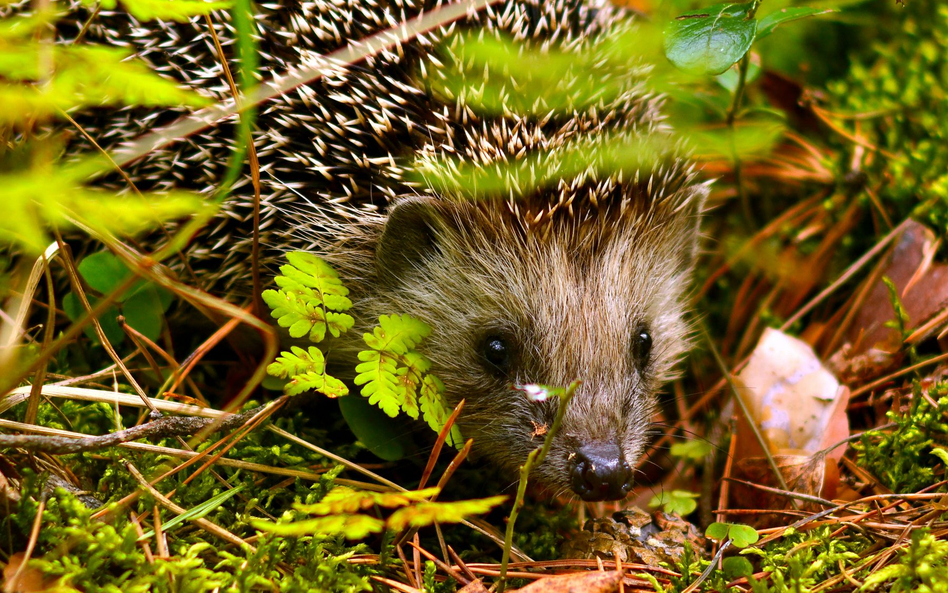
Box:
[756, 7, 836, 40]
[96, 0, 233, 22]
[670, 439, 714, 460]
[63, 292, 125, 346]
[723, 556, 754, 579]
[0, 168, 208, 255]
[251, 514, 385, 539]
[386, 496, 507, 531]
[413, 133, 679, 200]
[664, 3, 758, 75]
[715, 58, 761, 93]
[78, 252, 131, 296]
[122, 285, 165, 341]
[648, 490, 699, 515]
[688, 118, 784, 162]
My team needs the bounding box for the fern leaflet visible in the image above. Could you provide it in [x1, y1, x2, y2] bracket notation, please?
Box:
[263, 251, 354, 342]
[355, 315, 461, 447]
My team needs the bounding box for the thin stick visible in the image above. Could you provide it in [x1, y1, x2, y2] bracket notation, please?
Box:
[780, 219, 909, 331]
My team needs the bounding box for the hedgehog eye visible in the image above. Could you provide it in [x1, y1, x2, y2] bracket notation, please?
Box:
[481, 334, 514, 376]
[632, 329, 652, 370]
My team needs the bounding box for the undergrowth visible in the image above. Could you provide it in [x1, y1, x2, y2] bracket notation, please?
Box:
[854, 383, 948, 494]
[3, 0, 948, 591]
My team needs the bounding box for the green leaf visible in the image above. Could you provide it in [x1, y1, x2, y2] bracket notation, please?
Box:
[705, 521, 759, 548]
[363, 314, 431, 355]
[63, 292, 124, 346]
[419, 375, 462, 448]
[354, 350, 403, 417]
[111, 0, 233, 22]
[251, 514, 384, 539]
[0, 45, 210, 108]
[756, 7, 836, 40]
[664, 3, 758, 75]
[78, 252, 132, 295]
[0, 169, 206, 255]
[670, 439, 714, 460]
[722, 556, 754, 579]
[0, 10, 60, 41]
[413, 133, 677, 201]
[267, 346, 348, 397]
[688, 118, 785, 162]
[715, 59, 762, 93]
[263, 254, 354, 342]
[355, 313, 457, 444]
[728, 524, 760, 548]
[386, 496, 507, 531]
[122, 284, 165, 342]
[648, 490, 699, 516]
[338, 395, 411, 461]
[932, 447, 948, 466]
[705, 522, 730, 541]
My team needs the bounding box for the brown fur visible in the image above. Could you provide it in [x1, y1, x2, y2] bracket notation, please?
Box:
[314, 174, 706, 496]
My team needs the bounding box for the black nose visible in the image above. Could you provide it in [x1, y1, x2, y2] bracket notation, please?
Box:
[569, 442, 633, 501]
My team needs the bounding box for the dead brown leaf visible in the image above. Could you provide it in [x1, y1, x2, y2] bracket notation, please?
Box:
[510, 570, 622, 593]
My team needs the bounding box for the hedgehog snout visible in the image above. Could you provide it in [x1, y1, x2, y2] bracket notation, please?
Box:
[567, 441, 633, 501]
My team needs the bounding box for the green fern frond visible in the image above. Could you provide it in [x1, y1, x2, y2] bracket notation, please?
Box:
[419, 375, 461, 447]
[355, 315, 461, 446]
[263, 252, 354, 342]
[363, 314, 430, 354]
[354, 350, 404, 417]
[267, 346, 348, 397]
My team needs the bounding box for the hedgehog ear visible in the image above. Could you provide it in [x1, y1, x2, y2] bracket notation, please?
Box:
[376, 197, 451, 283]
[671, 183, 708, 269]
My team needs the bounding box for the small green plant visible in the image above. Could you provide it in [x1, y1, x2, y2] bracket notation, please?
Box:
[649, 489, 700, 516]
[0, 1, 221, 256]
[854, 382, 948, 493]
[63, 251, 174, 345]
[861, 529, 948, 592]
[663, 3, 834, 76]
[706, 521, 760, 549]
[264, 251, 461, 445]
[670, 439, 714, 460]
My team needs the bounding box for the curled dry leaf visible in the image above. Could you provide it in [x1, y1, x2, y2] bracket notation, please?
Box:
[847, 220, 948, 354]
[730, 328, 849, 525]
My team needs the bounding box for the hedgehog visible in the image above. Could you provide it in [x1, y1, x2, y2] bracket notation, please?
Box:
[57, 0, 706, 501]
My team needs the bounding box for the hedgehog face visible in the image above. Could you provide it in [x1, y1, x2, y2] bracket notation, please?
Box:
[368, 191, 702, 501]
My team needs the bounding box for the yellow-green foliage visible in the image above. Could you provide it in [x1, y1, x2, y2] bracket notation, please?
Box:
[854, 382, 948, 494]
[0, 1, 221, 254]
[9, 467, 385, 592]
[828, 3, 948, 234]
[252, 485, 505, 539]
[861, 529, 948, 592]
[263, 251, 355, 342]
[265, 252, 461, 446]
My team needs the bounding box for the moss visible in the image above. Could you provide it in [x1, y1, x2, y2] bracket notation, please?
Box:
[8, 467, 381, 592]
[861, 529, 948, 592]
[828, 3, 948, 236]
[854, 382, 948, 494]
